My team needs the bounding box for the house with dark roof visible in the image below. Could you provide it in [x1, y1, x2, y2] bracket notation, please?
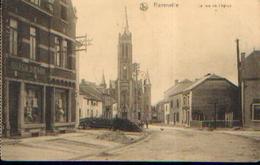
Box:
[241, 50, 260, 130]
[79, 81, 103, 119]
[164, 79, 193, 125]
[164, 73, 239, 127]
[182, 73, 239, 127]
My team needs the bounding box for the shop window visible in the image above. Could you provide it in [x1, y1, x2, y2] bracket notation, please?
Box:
[24, 85, 42, 124]
[55, 90, 68, 123]
[90, 110, 93, 118]
[9, 19, 18, 56]
[252, 104, 260, 121]
[30, 27, 37, 60]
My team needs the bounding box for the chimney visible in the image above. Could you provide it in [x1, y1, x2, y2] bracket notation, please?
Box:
[241, 52, 246, 62]
[175, 79, 179, 85]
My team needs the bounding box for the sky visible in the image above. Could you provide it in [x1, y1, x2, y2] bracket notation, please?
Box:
[73, 0, 260, 105]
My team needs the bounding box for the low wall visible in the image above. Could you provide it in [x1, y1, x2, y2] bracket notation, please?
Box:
[190, 120, 241, 128]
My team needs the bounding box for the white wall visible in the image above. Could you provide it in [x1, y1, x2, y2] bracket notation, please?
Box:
[79, 95, 103, 119]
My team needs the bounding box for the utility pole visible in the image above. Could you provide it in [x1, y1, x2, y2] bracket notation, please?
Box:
[75, 34, 93, 127]
[214, 102, 217, 129]
[236, 39, 243, 127]
[133, 63, 140, 122]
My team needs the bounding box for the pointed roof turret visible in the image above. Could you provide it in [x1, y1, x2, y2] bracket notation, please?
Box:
[145, 70, 151, 85]
[100, 70, 107, 89]
[124, 6, 130, 34]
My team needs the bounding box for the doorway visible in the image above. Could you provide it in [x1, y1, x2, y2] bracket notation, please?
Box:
[9, 82, 20, 136]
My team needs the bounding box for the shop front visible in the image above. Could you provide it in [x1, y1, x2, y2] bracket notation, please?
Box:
[4, 59, 76, 137]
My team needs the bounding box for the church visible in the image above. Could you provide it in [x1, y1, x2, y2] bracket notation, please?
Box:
[104, 7, 152, 122]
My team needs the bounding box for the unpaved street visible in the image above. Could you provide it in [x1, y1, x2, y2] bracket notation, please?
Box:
[86, 125, 260, 162]
[2, 126, 259, 162]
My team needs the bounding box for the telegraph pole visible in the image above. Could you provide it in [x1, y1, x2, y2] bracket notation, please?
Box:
[236, 39, 243, 127]
[133, 63, 140, 122]
[75, 34, 93, 127]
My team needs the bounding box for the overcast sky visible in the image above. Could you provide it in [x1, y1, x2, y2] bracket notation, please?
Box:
[73, 0, 260, 105]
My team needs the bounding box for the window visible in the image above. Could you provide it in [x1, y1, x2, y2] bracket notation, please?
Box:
[55, 90, 68, 123]
[45, 0, 54, 13]
[30, 0, 41, 6]
[24, 85, 42, 124]
[9, 19, 18, 56]
[54, 37, 61, 66]
[252, 104, 260, 121]
[30, 27, 37, 60]
[61, 5, 67, 20]
[62, 40, 68, 68]
[123, 65, 127, 79]
[176, 99, 180, 108]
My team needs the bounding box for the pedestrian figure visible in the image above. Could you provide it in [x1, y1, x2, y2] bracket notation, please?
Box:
[145, 120, 148, 129]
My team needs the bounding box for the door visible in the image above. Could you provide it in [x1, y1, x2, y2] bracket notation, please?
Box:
[45, 87, 52, 131]
[9, 82, 20, 136]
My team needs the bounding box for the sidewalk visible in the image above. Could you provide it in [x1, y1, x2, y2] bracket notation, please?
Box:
[1, 129, 145, 161]
[151, 124, 260, 141]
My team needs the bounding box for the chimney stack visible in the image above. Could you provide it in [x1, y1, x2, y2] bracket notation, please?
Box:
[175, 79, 179, 85]
[241, 52, 246, 62]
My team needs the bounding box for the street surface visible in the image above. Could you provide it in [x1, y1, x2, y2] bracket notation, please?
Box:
[2, 125, 260, 162]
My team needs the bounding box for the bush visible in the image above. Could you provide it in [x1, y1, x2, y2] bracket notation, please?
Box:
[79, 117, 142, 132]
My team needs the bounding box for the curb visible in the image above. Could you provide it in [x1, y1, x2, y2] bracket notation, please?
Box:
[69, 131, 151, 160]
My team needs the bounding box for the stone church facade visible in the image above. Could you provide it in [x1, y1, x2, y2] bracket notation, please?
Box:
[108, 8, 152, 122]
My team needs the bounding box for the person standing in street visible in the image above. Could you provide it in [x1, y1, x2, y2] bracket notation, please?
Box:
[145, 119, 149, 129]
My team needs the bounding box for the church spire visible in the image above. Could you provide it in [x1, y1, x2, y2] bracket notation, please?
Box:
[145, 70, 151, 85]
[124, 6, 129, 33]
[100, 70, 107, 88]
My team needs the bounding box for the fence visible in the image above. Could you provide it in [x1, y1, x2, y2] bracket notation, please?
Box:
[190, 120, 241, 128]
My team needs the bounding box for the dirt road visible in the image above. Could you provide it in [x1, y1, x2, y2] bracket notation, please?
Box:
[85, 125, 260, 162]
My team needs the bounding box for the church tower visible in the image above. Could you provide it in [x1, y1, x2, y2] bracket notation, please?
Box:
[117, 7, 134, 120]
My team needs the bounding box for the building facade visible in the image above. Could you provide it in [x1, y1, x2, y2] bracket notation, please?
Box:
[241, 51, 260, 130]
[2, 0, 77, 137]
[79, 94, 102, 119]
[162, 74, 239, 127]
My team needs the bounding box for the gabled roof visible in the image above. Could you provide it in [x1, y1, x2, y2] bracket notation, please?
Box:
[80, 82, 103, 101]
[183, 73, 237, 92]
[164, 79, 193, 97]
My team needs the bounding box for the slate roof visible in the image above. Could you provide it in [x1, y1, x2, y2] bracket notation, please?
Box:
[164, 79, 193, 97]
[79, 82, 102, 101]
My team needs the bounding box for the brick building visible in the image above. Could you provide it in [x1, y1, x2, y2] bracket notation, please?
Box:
[241, 50, 260, 130]
[2, 0, 77, 137]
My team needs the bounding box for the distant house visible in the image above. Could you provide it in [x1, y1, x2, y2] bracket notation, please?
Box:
[164, 79, 193, 126]
[155, 100, 165, 123]
[241, 51, 260, 130]
[182, 74, 239, 127]
[164, 101, 170, 124]
[163, 73, 239, 127]
[79, 82, 103, 119]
